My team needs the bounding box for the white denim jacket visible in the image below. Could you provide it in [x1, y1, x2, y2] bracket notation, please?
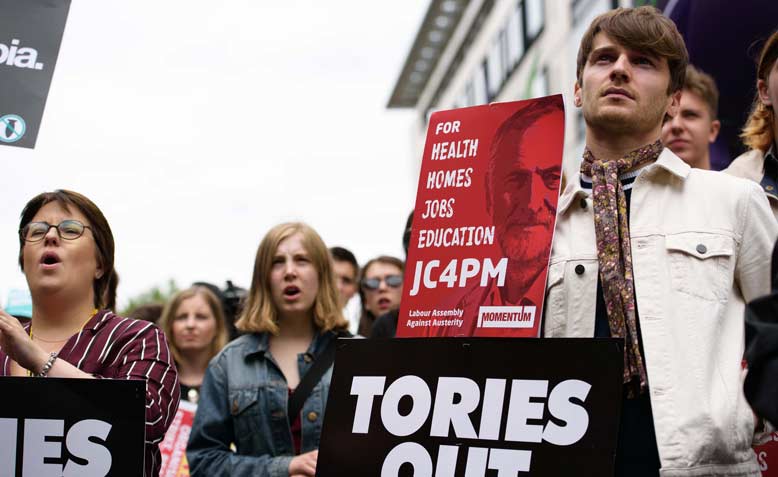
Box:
[724, 148, 778, 220]
[544, 149, 778, 477]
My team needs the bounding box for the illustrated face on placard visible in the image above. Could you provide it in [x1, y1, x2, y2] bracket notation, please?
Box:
[488, 111, 562, 286]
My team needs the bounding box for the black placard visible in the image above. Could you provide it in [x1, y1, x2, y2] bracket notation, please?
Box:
[0, 377, 145, 477]
[317, 338, 623, 477]
[0, 0, 71, 149]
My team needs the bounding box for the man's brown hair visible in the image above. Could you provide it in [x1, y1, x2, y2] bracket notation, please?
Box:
[684, 65, 719, 119]
[741, 30, 778, 152]
[576, 6, 688, 94]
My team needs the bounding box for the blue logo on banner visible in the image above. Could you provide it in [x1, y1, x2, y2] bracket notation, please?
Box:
[0, 114, 26, 143]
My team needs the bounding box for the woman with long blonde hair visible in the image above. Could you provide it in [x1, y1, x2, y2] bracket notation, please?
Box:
[159, 286, 229, 404]
[726, 30, 778, 218]
[187, 222, 349, 477]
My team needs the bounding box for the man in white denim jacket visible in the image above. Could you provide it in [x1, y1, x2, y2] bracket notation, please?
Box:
[545, 7, 778, 477]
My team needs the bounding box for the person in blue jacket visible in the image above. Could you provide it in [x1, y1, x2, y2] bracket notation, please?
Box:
[187, 222, 349, 477]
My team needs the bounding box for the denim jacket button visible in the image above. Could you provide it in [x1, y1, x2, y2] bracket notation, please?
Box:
[307, 411, 318, 422]
[696, 244, 707, 254]
[575, 264, 585, 275]
[303, 353, 313, 363]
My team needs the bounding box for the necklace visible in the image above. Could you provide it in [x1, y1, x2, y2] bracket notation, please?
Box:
[29, 308, 98, 342]
[31, 335, 71, 344]
[27, 309, 98, 376]
[187, 387, 200, 404]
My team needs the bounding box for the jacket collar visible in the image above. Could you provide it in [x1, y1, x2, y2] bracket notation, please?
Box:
[558, 148, 690, 215]
[83, 309, 114, 332]
[244, 328, 334, 360]
[246, 332, 270, 358]
[649, 147, 691, 179]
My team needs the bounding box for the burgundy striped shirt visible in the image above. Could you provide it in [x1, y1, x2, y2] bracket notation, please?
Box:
[0, 310, 180, 477]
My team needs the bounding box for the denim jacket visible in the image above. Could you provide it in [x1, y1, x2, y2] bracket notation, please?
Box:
[187, 330, 336, 477]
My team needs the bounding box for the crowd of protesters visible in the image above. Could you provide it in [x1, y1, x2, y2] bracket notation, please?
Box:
[2, 6, 778, 477]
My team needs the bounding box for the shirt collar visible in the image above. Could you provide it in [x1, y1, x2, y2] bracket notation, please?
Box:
[763, 144, 778, 176]
[646, 147, 691, 179]
[245, 332, 271, 358]
[82, 309, 112, 332]
[244, 328, 333, 359]
[760, 144, 778, 196]
[558, 148, 689, 215]
[766, 144, 777, 163]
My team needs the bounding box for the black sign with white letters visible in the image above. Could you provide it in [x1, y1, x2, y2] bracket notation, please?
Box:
[0, 0, 71, 149]
[317, 338, 623, 477]
[0, 377, 145, 477]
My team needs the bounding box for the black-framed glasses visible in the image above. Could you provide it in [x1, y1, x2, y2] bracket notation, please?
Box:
[20, 220, 92, 243]
[362, 274, 403, 291]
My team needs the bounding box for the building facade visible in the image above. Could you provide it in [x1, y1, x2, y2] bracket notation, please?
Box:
[388, 0, 651, 177]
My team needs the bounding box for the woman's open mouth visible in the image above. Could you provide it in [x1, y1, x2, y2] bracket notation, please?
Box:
[40, 251, 62, 270]
[283, 286, 301, 301]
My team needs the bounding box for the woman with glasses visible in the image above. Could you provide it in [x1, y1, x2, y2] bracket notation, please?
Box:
[0, 189, 179, 477]
[357, 256, 404, 337]
[158, 286, 229, 404]
[187, 222, 349, 477]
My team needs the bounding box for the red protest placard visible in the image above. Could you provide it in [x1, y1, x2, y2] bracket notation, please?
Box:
[397, 95, 564, 338]
[159, 400, 197, 477]
[755, 434, 778, 476]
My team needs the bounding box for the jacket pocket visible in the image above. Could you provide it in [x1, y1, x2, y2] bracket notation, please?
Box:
[229, 388, 263, 451]
[665, 232, 734, 302]
[543, 262, 566, 337]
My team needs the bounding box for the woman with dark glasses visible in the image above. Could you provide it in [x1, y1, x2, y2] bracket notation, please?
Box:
[0, 189, 179, 477]
[357, 256, 404, 336]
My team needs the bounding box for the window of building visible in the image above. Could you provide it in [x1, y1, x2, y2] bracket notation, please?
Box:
[486, 38, 504, 99]
[465, 80, 476, 106]
[474, 62, 489, 105]
[530, 65, 548, 98]
[506, 4, 525, 69]
[454, 90, 468, 109]
[571, 0, 620, 26]
[525, 0, 544, 40]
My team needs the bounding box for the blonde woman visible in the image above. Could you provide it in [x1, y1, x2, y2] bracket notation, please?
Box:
[187, 222, 349, 477]
[726, 30, 778, 219]
[159, 286, 229, 404]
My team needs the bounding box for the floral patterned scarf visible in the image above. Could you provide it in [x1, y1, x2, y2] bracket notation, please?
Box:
[580, 139, 664, 396]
